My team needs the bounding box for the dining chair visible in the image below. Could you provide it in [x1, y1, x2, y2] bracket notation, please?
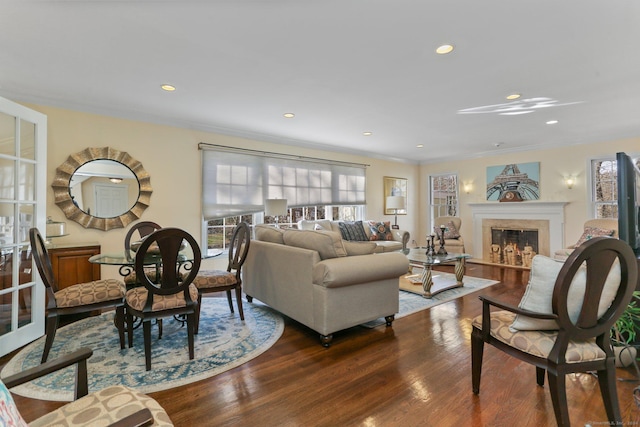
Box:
[471, 237, 638, 427]
[124, 227, 201, 371]
[192, 222, 251, 333]
[123, 221, 162, 287]
[29, 228, 125, 363]
[1, 347, 172, 426]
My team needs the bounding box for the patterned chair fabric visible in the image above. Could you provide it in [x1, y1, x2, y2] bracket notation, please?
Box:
[126, 284, 199, 312]
[54, 279, 125, 308]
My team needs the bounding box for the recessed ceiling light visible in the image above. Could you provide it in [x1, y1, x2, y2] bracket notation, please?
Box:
[506, 93, 521, 100]
[416, 144, 424, 148]
[363, 132, 373, 136]
[283, 113, 295, 118]
[546, 120, 559, 125]
[436, 44, 454, 55]
[161, 84, 176, 91]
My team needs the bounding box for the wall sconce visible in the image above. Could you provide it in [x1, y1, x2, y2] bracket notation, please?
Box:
[463, 182, 473, 194]
[564, 176, 576, 189]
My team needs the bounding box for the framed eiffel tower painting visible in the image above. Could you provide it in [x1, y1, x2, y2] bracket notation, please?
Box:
[486, 162, 540, 202]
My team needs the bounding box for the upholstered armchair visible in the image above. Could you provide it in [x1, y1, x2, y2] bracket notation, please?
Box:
[553, 218, 618, 261]
[433, 216, 465, 253]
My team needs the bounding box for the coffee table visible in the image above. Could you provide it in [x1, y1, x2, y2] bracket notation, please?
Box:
[404, 249, 471, 298]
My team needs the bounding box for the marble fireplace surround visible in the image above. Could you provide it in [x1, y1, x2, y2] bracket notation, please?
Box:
[468, 202, 567, 262]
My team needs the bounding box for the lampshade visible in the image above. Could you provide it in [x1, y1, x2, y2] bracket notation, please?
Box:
[386, 195, 405, 210]
[264, 199, 288, 216]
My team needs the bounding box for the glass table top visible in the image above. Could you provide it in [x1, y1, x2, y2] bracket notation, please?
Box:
[405, 248, 470, 266]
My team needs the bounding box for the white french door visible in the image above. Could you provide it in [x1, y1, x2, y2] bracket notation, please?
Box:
[0, 96, 46, 357]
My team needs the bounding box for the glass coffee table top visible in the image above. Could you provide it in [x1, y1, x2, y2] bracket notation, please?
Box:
[403, 249, 471, 298]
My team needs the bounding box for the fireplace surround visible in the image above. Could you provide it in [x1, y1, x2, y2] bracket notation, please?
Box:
[468, 202, 567, 264]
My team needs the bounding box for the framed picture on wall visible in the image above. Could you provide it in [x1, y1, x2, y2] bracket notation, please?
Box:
[383, 176, 407, 215]
[486, 162, 540, 202]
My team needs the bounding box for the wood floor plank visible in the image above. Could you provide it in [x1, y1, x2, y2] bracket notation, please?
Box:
[3, 264, 640, 426]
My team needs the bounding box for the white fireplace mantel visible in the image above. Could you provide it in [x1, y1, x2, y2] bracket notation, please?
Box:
[468, 202, 567, 259]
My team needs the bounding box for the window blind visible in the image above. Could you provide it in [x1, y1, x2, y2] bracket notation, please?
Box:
[201, 145, 366, 220]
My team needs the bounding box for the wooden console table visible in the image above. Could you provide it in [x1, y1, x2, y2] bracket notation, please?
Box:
[48, 242, 101, 289]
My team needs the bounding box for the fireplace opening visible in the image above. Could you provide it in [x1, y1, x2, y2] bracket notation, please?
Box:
[490, 228, 539, 267]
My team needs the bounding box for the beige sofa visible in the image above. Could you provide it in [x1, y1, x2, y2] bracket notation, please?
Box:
[244, 225, 409, 346]
[553, 218, 618, 261]
[297, 219, 409, 252]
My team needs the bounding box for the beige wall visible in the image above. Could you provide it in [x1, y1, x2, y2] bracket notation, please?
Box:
[420, 138, 640, 256]
[26, 103, 420, 279]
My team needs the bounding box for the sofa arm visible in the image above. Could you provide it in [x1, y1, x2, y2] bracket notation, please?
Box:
[313, 252, 409, 288]
[392, 229, 410, 249]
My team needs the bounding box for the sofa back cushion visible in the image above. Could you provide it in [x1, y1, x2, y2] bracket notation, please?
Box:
[255, 224, 285, 244]
[298, 219, 337, 233]
[342, 240, 378, 256]
[283, 229, 347, 260]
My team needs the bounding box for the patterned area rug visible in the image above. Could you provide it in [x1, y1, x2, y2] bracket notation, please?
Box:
[361, 272, 500, 328]
[2, 298, 284, 401]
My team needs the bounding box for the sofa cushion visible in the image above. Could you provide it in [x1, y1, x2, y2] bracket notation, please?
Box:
[338, 220, 369, 241]
[574, 226, 615, 247]
[368, 221, 393, 241]
[343, 240, 378, 256]
[255, 224, 285, 244]
[510, 254, 621, 331]
[283, 229, 347, 260]
[435, 220, 460, 239]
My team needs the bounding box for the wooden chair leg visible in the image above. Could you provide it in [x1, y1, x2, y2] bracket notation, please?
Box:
[143, 320, 152, 371]
[41, 314, 59, 363]
[470, 327, 484, 394]
[597, 363, 623, 424]
[547, 372, 570, 427]
[187, 313, 195, 360]
[127, 311, 135, 348]
[115, 306, 125, 350]
[226, 290, 234, 313]
[536, 367, 545, 386]
[235, 287, 244, 320]
[195, 293, 203, 334]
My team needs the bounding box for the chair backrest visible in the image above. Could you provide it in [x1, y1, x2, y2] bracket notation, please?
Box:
[434, 216, 462, 233]
[227, 222, 251, 277]
[550, 236, 638, 362]
[29, 228, 58, 294]
[134, 228, 201, 311]
[124, 221, 162, 252]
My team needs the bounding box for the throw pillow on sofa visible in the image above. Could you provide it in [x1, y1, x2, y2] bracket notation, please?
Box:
[338, 221, 369, 241]
[283, 229, 347, 260]
[368, 221, 393, 241]
[574, 226, 615, 247]
[434, 220, 460, 239]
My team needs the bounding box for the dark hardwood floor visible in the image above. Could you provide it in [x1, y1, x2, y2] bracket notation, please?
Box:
[3, 263, 640, 426]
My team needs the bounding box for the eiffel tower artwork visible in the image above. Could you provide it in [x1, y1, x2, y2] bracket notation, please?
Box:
[486, 162, 540, 201]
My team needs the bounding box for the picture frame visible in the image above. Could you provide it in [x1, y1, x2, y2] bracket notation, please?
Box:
[486, 162, 540, 201]
[383, 176, 407, 215]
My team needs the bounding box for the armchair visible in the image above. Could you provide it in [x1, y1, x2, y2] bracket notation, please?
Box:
[554, 218, 618, 260]
[433, 216, 465, 253]
[0, 347, 172, 426]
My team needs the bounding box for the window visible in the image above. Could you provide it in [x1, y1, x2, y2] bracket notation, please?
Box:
[591, 155, 640, 219]
[430, 174, 459, 225]
[591, 158, 618, 219]
[200, 144, 367, 251]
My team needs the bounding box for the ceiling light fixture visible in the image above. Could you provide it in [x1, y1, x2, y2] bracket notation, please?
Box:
[363, 132, 373, 136]
[435, 44, 454, 55]
[109, 177, 123, 184]
[506, 93, 521, 100]
[546, 120, 559, 125]
[161, 84, 176, 92]
[283, 113, 295, 118]
[416, 144, 424, 148]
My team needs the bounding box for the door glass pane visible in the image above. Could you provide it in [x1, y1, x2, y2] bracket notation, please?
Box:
[0, 112, 16, 157]
[0, 158, 15, 199]
[19, 119, 35, 160]
[18, 286, 33, 328]
[18, 209, 33, 244]
[0, 248, 14, 337]
[0, 203, 14, 245]
[18, 162, 35, 201]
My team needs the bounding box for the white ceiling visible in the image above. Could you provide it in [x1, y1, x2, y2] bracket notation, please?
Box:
[2, 1, 639, 164]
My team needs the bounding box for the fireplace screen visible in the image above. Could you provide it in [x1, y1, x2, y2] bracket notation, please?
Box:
[490, 228, 539, 267]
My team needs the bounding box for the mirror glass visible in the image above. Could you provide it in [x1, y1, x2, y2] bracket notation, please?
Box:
[69, 160, 139, 218]
[52, 147, 152, 231]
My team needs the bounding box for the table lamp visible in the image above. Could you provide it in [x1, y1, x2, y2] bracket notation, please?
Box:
[386, 196, 405, 229]
[264, 198, 288, 228]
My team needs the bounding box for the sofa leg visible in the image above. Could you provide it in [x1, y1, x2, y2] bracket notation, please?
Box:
[320, 334, 333, 347]
[385, 315, 395, 326]
[246, 295, 253, 303]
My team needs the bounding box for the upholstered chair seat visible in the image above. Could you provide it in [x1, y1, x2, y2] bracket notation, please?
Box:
[193, 270, 237, 288]
[125, 284, 199, 312]
[54, 279, 125, 308]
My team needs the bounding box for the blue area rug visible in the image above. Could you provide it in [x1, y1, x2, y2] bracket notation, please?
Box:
[2, 298, 284, 401]
[361, 272, 500, 328]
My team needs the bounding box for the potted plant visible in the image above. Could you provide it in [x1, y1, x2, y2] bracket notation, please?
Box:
[611, 291, 640, 367]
